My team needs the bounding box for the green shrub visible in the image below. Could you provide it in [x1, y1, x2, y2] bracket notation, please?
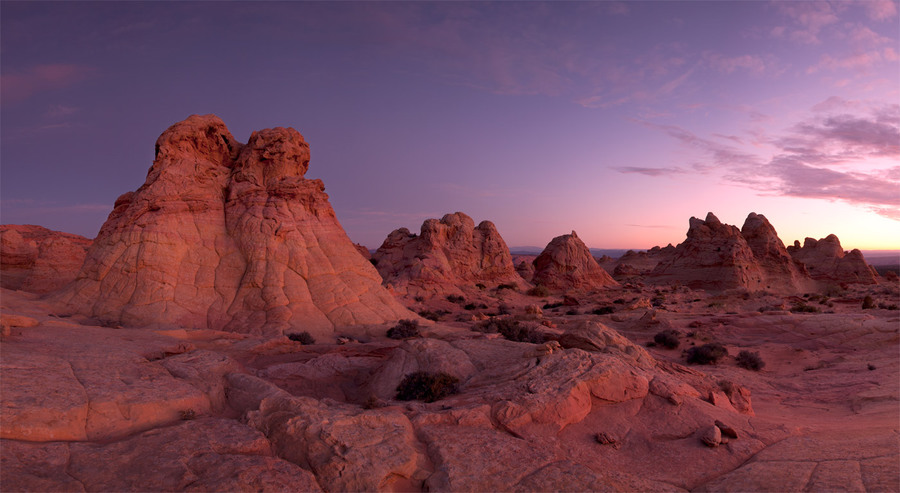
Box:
[387, 319, 420, 339]
[288, 331, 316, 345]
[686, 343, 728, 365]
[653, 330, 680, 349]
[395, 371, 459, 402]
[527, 285, 551, 297]
[736, 350, 765, 371]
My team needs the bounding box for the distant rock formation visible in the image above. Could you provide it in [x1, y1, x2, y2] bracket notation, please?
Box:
[0, 225, 92, 293]
[740, 213, 815, 292]
[787, 235, 878, 284]
[601, 245, 676, 278]
[532, 231, 619, 291]
[51, 115, 412, 337]
[372, 212, 524, 295]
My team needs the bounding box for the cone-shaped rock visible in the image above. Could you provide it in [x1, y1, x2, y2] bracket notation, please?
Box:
[740, 213, 814, 292]
[372, 212, 523, 295]
[0, 225, 92, 294]
[532, 231, 618, 291]
[51, 115, 412, 337]
[787, 235, 878, 284]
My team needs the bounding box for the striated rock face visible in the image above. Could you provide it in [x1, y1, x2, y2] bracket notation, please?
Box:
[532, 231, 619, 291]
[740, 213, 815, 292]
[50, 115, 411, 337]
[0, 225, 92, 293]
[372, 212, 524, 295]
[787, 235, 878, 284]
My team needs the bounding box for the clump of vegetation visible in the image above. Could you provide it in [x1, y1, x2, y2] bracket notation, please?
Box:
[651, 296, 666, 307]
[179, 409, 197, 420]
[476, 318, 544, 343]
[790, 302, 820, 313]
[395, 371, 460, 402]
[862, 295, 875, 310]
[496, 283, 519, 291]
[475, 283, 486, 290]
[543, 302, 564, 309]
[288, 331, 316, 345]
[878, 303, 899, 310]
[566, 309, 580, 316]
[653, 330, 680, 349]
[387, 319, 420, 339]
[735, 350, 765, 371]
[446, 294, 466, 304]
[414, 296, 425, 303]
[612, 298, 626, 305]
[527, 285, 551, 297]
[592, 306, 615, 315]
[418, 310, 449, 321]
[686, 343, 728, 365]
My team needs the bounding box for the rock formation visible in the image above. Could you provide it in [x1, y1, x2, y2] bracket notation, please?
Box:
[0, 225, 92, 294]
[371, 212, 524, 295]
[531, 231, 619, 291]
[787, 235, 878, 284]
[740, 213, 815, 292]
[50, 115, 411, 337]
[601, 244, 677, 278]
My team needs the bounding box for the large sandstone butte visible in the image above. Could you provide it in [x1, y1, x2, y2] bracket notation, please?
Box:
[787, 235, 878, 284]
[372, 212, 524, 295]
[51, 115, 411, 337]
[0, 225, 92, 294]
[648, 212, 814, 292]
[532, 231, 619, 291]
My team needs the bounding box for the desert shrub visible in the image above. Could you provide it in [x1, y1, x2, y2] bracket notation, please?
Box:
[566, 309, 579, 315]
[387, 319, 420, 339]
[735, 350, 765, 371]
[463, 303, 477, 310]
[475, 283, 486, 290]
[613, 298, 626, 304]
[497, 303, 511, 315]
[653, 330, 680, 349]
[395, 371, 460, 402]
[446, 294, 466, 304]
[790, 303, 820, 313]
[686, 343, 728, 365]
[179, 409, 196, 420]
[651, 297, 666, 307]
[543, 302, 563, 309]
[879, 303, 899, 310]
[527, 285, 551, 297]
[862, 295, 875, 310]
[496, 283, 519, 291]
[288, 331, 316, 345]
[592, 306, 615, 315]
[476, 318, 544, 343]
[418, 310, 448, 321]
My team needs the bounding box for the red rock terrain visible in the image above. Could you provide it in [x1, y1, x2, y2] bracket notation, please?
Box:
[47, 115, 411, 338]
[532, 231, 619, 291]
[788, 234, 879, 284]
[0, 225, 92, 294]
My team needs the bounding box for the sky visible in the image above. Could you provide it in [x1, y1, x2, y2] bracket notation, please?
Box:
[2, 1, 898, 251]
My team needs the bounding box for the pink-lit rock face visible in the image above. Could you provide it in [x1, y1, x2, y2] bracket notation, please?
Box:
[532, 231, 619, 291]
[0, 225, 92, 294]
[372, 212, 525, 295]
[788, 234, 879, 284]
[740, 212, 816, 292]
[49, 115, 412, 338]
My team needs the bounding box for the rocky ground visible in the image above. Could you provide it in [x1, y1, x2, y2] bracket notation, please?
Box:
[2, 280, 897, 492]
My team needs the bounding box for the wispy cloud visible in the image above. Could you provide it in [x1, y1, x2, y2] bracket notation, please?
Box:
[45, 104, 80, 118]
[771, 2, 841, 45]
[0, 64, 94, 104]
[614, 166, 686, 177]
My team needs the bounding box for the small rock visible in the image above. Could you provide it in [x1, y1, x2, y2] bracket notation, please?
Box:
[700, 425, 722, 448]
[595, 432, 620, 449]
[525, 304, 543, 316]
[715, 420, 738, 439]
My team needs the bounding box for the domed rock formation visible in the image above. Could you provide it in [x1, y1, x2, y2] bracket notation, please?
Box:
[50, 115, 412, 337]
[371, 212, 524, 295]
[648, 213, 766, 291]
[740, 213, 815, 292]
[0, 225, 92, 294]
[531, 231, 618, 291]
[787, 235, 878, 284]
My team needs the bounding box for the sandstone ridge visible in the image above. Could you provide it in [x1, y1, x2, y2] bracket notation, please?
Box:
[50, 115, 412, 337]
[0, 225, 92, 294]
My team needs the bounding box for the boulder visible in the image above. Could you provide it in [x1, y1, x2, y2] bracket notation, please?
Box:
[372, 212, 524, 295]
[0, 225, 92, 293]
[50, 115, 412, 338]
[532, 231, 619, 291]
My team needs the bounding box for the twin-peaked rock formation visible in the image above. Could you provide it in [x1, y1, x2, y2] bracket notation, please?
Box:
[649, 212, 815, 292]
[372, 212, 523, 295]
[0, 225, 92, 294]
[787, 235, 878, 284]
[532, 231, 619, 291]
[51, 115, 411, 337]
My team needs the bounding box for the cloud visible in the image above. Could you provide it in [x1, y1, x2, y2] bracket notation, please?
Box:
[771, 1, 840, 44]
[780, 110, 900, 158]
[863, 0, 898, 21]
[45, 104, 79, 118]
[613, 166, 686, 177]
[704, 53, 770, 76]
[807, 50, 888, 74]
[0, 64, 94, 104]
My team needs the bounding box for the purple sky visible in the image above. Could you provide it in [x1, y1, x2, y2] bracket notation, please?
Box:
[2, 1, 898, 249]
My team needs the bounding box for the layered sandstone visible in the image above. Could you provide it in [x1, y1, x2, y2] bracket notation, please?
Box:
[50, 115, 411, 337]
[532, 231, 619, 291]
[0, 225, 92, 293]
[372, 212, 524, 295]
[787, 235, 878, 284]
[740, 213, 815, 292]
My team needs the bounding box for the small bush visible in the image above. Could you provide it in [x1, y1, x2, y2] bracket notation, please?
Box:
[686, 343, 728, 365]
[180, 409, 196, 420]
[387, 319, 420, 339]
[463, 303, 477, 310]
[497, 283, 519, 291]
[475, 283, 486, 290]
[613, 298, 626, 304]
[653, 330, 680, 349]
[736, 350, 765, 371]
[446, 294, 466, 304]
[790, 303, 820, 313]
[288, 331, 316, 345]
[414, 296, 425, 303]
[527, 285, 551, 297]
[476, 318, 543, 343]
[862, 295, 875, 309]
[418, 310, 448, 321]
[395, 371, 459, 402]
[543, 302, 563, 309]
[566, 309, 579, 315]
[592, 306, 615, 315]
